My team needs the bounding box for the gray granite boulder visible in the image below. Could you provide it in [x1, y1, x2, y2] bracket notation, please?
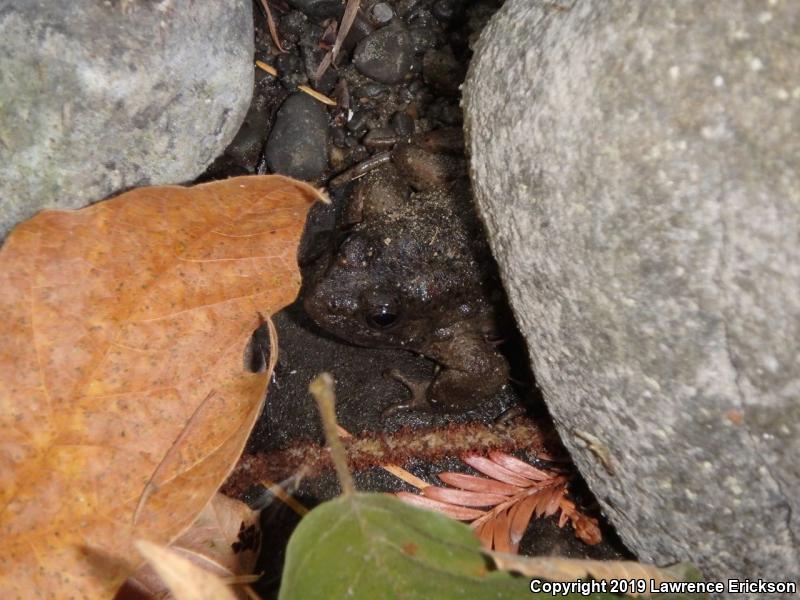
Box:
[464, 0, 799, 586]
[0, 1, 253, 240]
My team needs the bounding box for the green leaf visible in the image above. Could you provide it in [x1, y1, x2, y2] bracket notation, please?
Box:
[279, 492, 615, 600]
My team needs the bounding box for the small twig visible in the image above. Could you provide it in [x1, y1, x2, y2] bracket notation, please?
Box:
[255, 60, 278, 77]
[314, 0, 361, 82]
[298, 84, 337, 106]
[329, 151, 391, 187]
[308, 373, 355, 496]
[314, 51, 334, 83]
[260, 478, 309, 517]
[331, 0, 360, 63]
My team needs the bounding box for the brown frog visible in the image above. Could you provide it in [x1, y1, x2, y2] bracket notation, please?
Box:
[302, 135, 509, 413]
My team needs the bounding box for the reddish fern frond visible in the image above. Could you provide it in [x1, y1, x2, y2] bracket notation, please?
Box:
[396, 452, 602, 554]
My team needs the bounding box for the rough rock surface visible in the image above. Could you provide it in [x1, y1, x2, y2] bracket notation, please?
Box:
[0, 1, 253, 240]
[464, 0, 799, 585]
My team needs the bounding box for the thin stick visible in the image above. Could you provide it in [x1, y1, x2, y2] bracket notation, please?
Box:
[315, 0, 361, 81]
[255, 60, 278, 77]
[260, 479, 309, 516]
[298, 84, 338, 106]
[332, 0, 360, 63]
[329, 151, 391, 187]
[308, 373, 355, 496]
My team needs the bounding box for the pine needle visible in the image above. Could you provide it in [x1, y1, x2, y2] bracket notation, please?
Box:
[314, 0, 361, 82]
[258, 0, 286, 53]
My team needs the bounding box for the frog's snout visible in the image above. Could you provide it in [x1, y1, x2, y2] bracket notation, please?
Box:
[303, 279, 358, 321]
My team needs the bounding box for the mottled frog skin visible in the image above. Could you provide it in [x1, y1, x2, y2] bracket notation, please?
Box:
[303, 143, 508, 413]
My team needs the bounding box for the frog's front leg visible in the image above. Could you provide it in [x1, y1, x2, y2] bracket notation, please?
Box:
[381, 369, 434, 417]
[426, 329, 509, 411]
[382, 332, 508, 416]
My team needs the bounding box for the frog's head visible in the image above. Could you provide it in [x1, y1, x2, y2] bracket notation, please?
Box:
[303, 230, 426, 348]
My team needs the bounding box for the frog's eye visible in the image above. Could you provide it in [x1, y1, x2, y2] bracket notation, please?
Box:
[367, 303, 399, 330]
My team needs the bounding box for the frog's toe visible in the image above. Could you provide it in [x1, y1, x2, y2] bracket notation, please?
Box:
[381, 369, 432, 417]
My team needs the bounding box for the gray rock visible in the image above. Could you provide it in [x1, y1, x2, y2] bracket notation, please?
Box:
[464, 0, 799, 587]
[0, 1, 253, 241]
[264, 93, 329, 182]
[353, 25, 413, 84]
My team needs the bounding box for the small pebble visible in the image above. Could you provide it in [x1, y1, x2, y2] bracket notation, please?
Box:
[406, 8, 437, 29]
[397, 0, 425, 16]
[347, 15, 375, 49]
[346, 109, 373, 136]
[353, 25, 414, 84]
[371, 2, 394, 25]
[225, 102, 271, 171]
[409, 26, 438, 54]
[331, 126, 348, 148]
[397, 85, 415, 104]
[353, 81, 390, 99]
[432, 0, 458, 21]
[276, 53, 308, 88]
[264, 92, 329, 181]
[363, 127, 398, 150]
[286, 0, 341, 19]
[279, 11, 309, 44]
[390, 111, 414, 136]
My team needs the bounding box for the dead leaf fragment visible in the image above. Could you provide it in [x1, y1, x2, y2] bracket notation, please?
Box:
[122, 493, 260, 598]
[135, 540, 238, 600]
[0, 175, 323, 598]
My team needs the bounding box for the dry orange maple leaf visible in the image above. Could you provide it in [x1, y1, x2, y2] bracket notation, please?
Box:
[397, 451, 601, 554]
[0, 175, 324, 598]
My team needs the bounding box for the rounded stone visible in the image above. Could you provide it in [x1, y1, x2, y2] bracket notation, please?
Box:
[353, 25, 414, 84]
[286, 0, 341, 19]
[371, 2, 394, 25]
[464, 0, 800, 584]
[0, 1, 253, 241]
[390, 111, 415, 137]
[264, 92, 329, 182]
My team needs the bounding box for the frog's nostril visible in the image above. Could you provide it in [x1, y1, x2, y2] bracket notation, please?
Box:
[326, 296, 356, 314]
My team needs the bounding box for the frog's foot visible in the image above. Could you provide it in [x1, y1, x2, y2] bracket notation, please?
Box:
[484, 334, 506, 348]
[494, 404, 527, 424]
[381, 369, 433, 417]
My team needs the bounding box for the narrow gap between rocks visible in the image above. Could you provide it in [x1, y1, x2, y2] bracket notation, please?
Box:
[196, 1, 632, 596]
